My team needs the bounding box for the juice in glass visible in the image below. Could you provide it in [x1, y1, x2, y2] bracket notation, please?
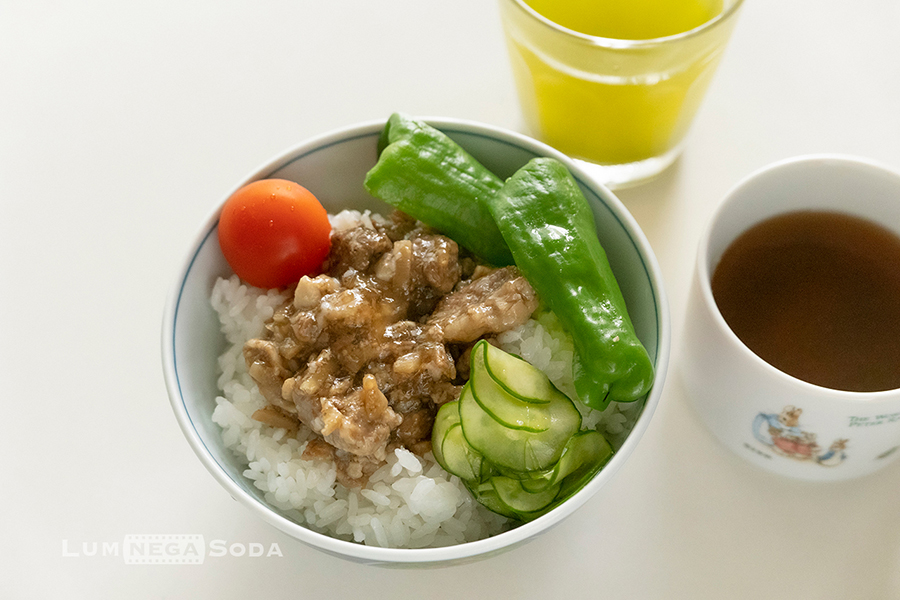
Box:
[523, 0, 722, 41]
[499, 0, 742, 187]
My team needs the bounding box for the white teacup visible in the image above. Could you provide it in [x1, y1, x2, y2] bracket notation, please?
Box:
[681, 155, 900, 481]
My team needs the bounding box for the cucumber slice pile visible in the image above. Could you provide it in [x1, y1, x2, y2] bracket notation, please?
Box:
[432, 340, 614, 521]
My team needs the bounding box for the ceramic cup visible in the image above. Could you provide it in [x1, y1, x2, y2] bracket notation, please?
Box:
[681, 155, 900, 481]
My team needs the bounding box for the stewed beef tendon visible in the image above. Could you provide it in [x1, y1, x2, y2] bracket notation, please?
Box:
[243, 212, 538, 486]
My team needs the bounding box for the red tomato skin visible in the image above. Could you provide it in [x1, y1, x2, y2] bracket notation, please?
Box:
[218, 179, 331, 289]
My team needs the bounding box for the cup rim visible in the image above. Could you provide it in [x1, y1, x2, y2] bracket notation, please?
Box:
[695, 153, 900, 402]
[162, 116, 672, 564]
[504, 0, 745, 49]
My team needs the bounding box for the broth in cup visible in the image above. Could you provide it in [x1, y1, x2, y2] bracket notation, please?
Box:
[681, 155, 900, 481]
[710, 210, 900, 393]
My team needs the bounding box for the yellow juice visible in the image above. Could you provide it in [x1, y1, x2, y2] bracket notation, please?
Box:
[503, 0, 731, 167]
[524, 0, 722, 40]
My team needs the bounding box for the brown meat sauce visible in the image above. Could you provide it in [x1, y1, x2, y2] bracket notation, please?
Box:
[243, 211, 538, 487]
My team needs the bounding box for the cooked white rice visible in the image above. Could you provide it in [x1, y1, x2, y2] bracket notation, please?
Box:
[210, 210, 643, 549]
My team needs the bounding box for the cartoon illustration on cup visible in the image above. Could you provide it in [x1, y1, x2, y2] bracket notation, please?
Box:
[752, 406, 848, 466]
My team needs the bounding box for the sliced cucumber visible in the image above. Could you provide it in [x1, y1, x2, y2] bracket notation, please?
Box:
[430, 340, 611, 522]
[469, 342, 551, 432]
[464, 480, 519, 520]
[481, 340, 554, 403]
[491, 476, 561, 514]
[443, 423, 488, 481]
[492, 461, 557, 482]
[432, 401, 487, 481]
[459, 384, 581, 472]
[430, 400, 456, 473]
[520, 430, 612, 493]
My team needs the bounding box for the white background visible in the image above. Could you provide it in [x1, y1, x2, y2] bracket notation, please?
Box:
[3, 0, 900, 598]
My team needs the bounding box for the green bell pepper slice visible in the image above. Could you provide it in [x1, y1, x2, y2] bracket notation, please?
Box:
[487, 157, 654, 409]
[363, 113, 514, 266]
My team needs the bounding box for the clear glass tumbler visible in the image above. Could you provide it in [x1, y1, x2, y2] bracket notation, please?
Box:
[498, 0, 744, 188]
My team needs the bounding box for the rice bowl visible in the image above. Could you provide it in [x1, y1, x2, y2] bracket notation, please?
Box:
[162, 117, 670, 566]
[210, 210, 644, 548]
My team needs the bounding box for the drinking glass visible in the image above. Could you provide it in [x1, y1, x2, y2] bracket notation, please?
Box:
[498, 0, 744, 188]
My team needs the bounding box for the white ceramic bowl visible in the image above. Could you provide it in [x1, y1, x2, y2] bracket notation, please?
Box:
[161, 117, 670, 566]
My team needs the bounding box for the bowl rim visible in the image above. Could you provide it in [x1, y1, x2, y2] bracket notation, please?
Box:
[161, 116, 671, 564]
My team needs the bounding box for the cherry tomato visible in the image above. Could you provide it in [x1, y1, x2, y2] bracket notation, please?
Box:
[218, 178, 331, 289]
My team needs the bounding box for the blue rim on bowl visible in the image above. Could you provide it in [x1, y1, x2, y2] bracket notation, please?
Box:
[161, 117, 670, 566]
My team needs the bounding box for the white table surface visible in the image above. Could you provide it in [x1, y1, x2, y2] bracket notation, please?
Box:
[4, 1, 900, 598]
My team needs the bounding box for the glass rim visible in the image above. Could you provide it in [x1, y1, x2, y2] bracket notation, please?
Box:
[504, 0, 745, 48]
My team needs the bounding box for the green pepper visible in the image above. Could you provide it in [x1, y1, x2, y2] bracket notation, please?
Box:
[487, 157, 654, 409]
[363, 113, 514, 266]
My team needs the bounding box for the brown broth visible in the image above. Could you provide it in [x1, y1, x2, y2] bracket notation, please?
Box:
[711, 210, 900, 392]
